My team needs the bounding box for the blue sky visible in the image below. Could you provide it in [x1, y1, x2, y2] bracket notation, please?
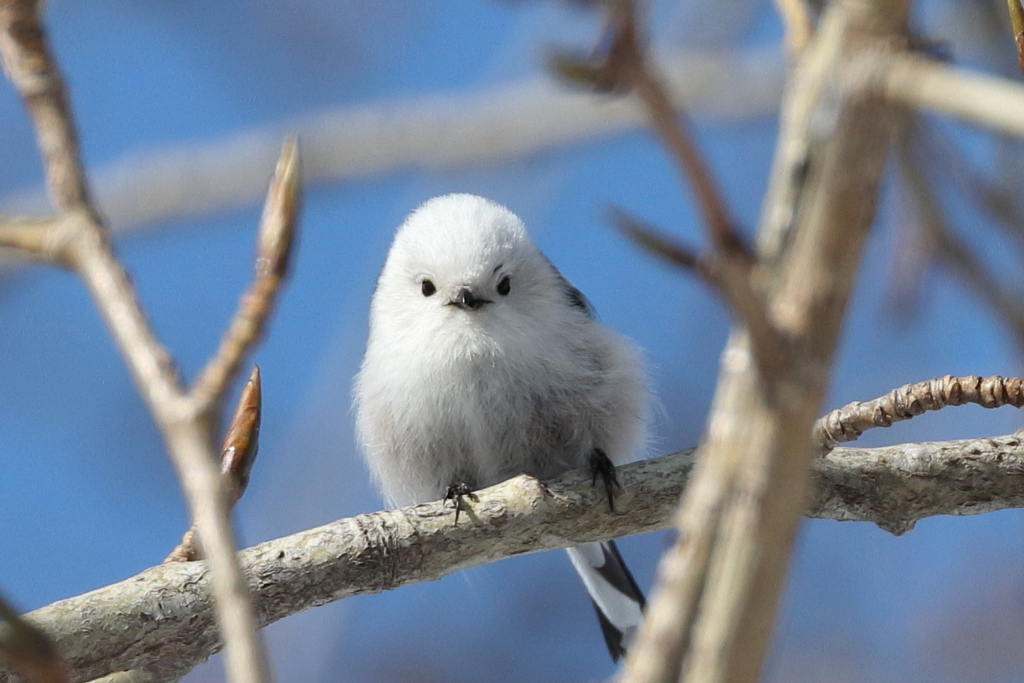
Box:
[2, 1, 1024, 682]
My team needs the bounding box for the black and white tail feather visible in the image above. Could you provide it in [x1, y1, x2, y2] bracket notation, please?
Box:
[354, 193, 649, 661]
[566, 542, 646, 660]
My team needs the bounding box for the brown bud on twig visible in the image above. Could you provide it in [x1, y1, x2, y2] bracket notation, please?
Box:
[220, 365, 262, 506]
[1008, 0, 1024, 76]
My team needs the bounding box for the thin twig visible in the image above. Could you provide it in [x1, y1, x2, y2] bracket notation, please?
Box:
[604, 2, 796, 384]
[0, 215, 66, 264]
[0, 0, 91, 213]
[772, 0, 815, 55]
[61, 228, 269, 683]
[610, 207, 790, 377]
[814, 375, 1024, 453]
[910, 117, 1024, 262]
[880, 53, 1024, 138]
[548, 2, 741, 256]
[555, 0, 788, 384]
[896, 125, 1024, 354]
[189, 140, 299, 416]
[607, 2, 742, 261]
[608, 206, 707, 274]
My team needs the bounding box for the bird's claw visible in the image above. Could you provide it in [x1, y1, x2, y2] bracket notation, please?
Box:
[589, 448, 620, 512]
[444, 482, 479, 524]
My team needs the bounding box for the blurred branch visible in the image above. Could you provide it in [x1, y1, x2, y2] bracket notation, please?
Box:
[557, 1, 786, 384]
[0, 4, 282, 683]
[880, 53, 1024, 137]
[551, 4, 738, 253]
[0, 0, 90, 213]
[772, 0, 815, 55]
[0, 215, 65, 264]
[0, 593, 67, 683]
[909, 118, 1024, 261]
[896, 122, 1024, 353]
[610, 208, 787, 379]
[620, 1, 910, 682]
[0, 48, 784, 239]
[813, 375, 1024, 453]
[5, 432, 1024, 683]
[609, 208, 707, 275]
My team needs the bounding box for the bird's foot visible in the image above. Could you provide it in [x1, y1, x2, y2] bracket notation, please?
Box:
[444, 482, 479, 525]
[589, 448, 620, 512]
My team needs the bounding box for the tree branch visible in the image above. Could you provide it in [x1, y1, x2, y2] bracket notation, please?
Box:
[813, 374, 1024, 454]
[771, 0, 815, 55]
[0, 215, 65, 264]
[557, 0, 786, 386]
[3, 434, 1024, 683]
[0, 5, 288, 683]
[0, 0, 90, 213]
[620, 2, 911, 683]
[879, 53, 1024, 138]
[0, 48, 784, 240]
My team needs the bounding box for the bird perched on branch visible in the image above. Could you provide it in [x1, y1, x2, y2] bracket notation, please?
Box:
[354, 193, 648, 660]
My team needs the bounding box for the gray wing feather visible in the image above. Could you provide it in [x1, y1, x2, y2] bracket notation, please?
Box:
[543, 254, 595, 318]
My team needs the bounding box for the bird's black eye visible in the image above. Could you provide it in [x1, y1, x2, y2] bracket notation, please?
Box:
[421, 279, 436, 297]
[497, 275, 511, 296]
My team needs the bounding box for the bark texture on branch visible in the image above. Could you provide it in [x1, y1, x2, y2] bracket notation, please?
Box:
[811, 434, 1024, 534]
[3, 435, 1024, 683]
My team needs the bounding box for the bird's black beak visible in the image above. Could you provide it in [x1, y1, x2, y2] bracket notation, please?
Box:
[448, 287, 491, 311]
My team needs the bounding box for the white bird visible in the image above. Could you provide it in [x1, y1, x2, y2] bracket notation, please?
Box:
[354, 193, 648, 660]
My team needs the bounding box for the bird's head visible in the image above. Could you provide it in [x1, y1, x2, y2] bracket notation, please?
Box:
[371, 194, 565, 348]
